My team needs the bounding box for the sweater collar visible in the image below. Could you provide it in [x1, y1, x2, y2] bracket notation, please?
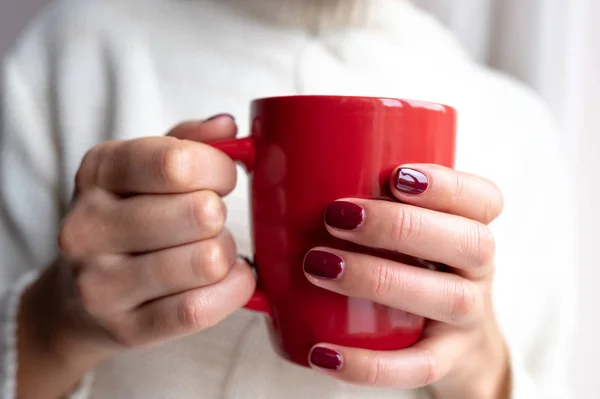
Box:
[219, 0, 373, 31]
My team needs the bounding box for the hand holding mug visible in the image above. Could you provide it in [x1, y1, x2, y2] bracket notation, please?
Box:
[305, 165, 509, 399]
[210, 96, 508, 397]
[19, 115, 256, 391]
[211, 96, 458, 366]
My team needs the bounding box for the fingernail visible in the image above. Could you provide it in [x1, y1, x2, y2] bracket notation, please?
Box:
[395, 168, 428, 195]
[310, 347, 343, 370]
[205, 113, 234, 123]
[304, 250, 344, 280]
[325, 201, 365, 230]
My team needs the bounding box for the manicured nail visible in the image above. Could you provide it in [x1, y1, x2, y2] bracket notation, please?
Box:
[395, 168, 428, 195]
[205, 113, 234, 123]
[304, 250, 344, 280]
[325, 201, 365, 230]
[310, 347, 343, 370]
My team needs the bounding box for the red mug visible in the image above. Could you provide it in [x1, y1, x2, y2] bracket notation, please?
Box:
[211, 95, 456, 368]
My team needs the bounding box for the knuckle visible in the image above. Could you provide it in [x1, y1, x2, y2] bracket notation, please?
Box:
[57, 217, 79, 259]
[371, 263, 396, 300]
[192, 240, 229, 283]
[177, 294, 213, 331]
[74, 169, 86, 194]
[483, 181, 505, 223]
[79, 147, 97, 169]
[74, 258, 119, 315]
[75, 271, 101, 312]
[493, 184, 505, 215]
[450, 173, 468, 206]
[148, 251, 178, 287]
[78, 189, 107, 218]
[58, 189, 109, 258]
[76, 144, 109, 189]
[75, 149, 96, 190]
[107, 321, 138, 348]
[481, 199, 496, 225]
[390, 207, 423, 243]
[157, 145, 192, 187]
[448, 280, 480, 324]
[189, 191, 225, 237]
[419, 348, 441, 386]
[365, 357, 387, 386]
[461, 222, 495, 267]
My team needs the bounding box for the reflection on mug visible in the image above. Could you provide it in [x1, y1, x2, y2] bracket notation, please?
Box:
[347, 298, 424, 335]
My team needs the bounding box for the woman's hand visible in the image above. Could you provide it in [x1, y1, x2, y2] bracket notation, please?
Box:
[18, 115, 256, 398]
[304, 165, 510, 399]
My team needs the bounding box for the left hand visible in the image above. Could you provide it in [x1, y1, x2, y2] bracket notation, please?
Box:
[304, 165, 510, 399]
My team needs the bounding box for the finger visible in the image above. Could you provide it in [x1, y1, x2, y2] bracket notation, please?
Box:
[129, 260, 256, 346]
[126, 231, 237, 305]
[60, 189, 226, 256]
[324, 200, 495, 276]
[76, 136, 236, 195]
[304, 248, 482, 326]
[308, 329, 466, 388]
[74, 231, 238, 314]
[390, 164, 504, 224]
[167, 114, 237, 142]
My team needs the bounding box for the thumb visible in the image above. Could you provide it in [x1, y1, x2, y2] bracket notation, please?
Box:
[167, 114, 237, 142]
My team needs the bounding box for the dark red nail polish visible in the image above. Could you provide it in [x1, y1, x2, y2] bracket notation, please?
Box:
[205, 113, 234, 123]
[304, 250, 344, 280]
[395, 168, 428, 195]
[310, 347, 343, 370]
[325, 201, 365, 230]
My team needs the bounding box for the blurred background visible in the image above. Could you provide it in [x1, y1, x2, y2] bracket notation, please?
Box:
[1, 0, 598, 396]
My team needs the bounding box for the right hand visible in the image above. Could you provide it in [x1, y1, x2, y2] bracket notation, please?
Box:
[35, 115, 256, 367]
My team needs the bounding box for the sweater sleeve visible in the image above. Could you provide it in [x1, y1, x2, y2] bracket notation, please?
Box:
[0, 9, 94, 399]
[493, 93, 577, 398]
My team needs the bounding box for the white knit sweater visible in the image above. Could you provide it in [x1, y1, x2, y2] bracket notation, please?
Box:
[0, 0, 577, 398]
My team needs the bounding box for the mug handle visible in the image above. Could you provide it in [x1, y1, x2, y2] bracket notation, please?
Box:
[209, 137, 273, 317]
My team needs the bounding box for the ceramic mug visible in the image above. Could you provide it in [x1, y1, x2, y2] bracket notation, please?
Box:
[211, 95, 456, 367]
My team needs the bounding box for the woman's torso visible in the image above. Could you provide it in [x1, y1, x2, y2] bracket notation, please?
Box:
[23, 0, 558, 397]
